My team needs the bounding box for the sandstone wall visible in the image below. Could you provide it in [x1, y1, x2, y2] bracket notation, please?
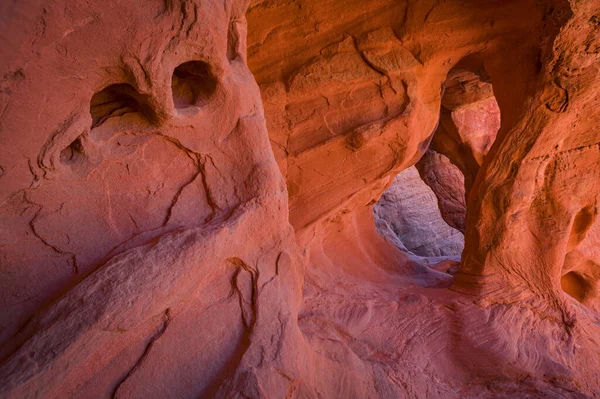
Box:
[0, 0, 599, 397]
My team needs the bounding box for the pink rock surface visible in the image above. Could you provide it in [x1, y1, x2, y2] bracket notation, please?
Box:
[416, 150, 467, 233]
[1, 0, 600, 398]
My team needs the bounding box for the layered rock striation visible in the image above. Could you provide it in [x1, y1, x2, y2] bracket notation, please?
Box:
[0, 0, 599, 398]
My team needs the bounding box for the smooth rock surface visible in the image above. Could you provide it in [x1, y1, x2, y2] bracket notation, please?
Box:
[1, 0, 600, 398]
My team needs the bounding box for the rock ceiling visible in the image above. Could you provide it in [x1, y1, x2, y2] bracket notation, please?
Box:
[0, 0, 599, 397]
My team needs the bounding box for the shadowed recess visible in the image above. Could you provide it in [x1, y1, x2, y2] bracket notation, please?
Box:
[90, 83, 154, 128]
[171, 61, 218, 110]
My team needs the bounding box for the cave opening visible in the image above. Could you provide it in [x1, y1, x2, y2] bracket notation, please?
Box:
[171, 60, 218, 111]
[90, 83, 154, 128]
[374, 62, 501, 268]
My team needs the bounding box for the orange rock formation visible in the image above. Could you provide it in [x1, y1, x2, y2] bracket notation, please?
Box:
[1, 0, 599, 397]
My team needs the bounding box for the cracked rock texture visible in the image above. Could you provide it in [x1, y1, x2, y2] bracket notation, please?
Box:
[1, 0, 600, 398]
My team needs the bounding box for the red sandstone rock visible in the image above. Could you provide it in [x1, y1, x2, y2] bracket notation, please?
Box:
[0, 0, 599, 398]
[416, 149, 467, 233]
[0, 1, 302, 397]
[428, 67, 501, 196]
[249, 0, 600, 396]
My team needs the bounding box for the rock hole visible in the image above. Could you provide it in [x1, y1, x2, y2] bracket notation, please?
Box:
[90, 84, 151, 128]
[567, 206, 596, 251]
[171, 61, 217, 110]
[561, 271, 590, 303]
[374, 60, 501, 268]
[60, 135, 85, 165]
[435, 65, 501, 193]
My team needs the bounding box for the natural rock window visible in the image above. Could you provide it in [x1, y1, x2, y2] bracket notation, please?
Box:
[375, 63, 501, 264]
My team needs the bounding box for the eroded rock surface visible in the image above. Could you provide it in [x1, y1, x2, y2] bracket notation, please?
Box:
[0, 1, 302, 397]
[1, 0, 600, 398]
[374, 166, 464, 257]
[249, 0, 600, 396]
[416, 149, 467, 233]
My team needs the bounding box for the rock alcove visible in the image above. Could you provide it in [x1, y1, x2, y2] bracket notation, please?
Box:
[1, 0, 600, 398]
